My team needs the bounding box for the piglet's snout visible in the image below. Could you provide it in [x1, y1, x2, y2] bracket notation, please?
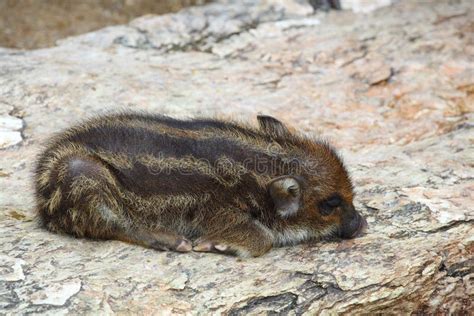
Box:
[351, 214, 367, 238]
[340, 211, 368, 239]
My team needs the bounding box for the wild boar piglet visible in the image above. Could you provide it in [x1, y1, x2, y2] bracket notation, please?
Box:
[35, 113, 367, 257]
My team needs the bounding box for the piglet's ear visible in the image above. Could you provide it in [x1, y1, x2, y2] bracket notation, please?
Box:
[257, 115, 290, 138]
[268, 176, 301, 218]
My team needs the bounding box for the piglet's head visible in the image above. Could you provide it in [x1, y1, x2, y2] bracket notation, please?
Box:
[258, 115, 367, 240]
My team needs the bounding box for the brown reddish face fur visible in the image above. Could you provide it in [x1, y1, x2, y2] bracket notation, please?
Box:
[34, 113, 366, 257]
[260, 118, 366, 246]
[301, 150, 364, 240]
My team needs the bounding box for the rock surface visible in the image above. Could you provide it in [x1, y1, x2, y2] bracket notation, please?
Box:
[0, 0, 473, 314]
[340, 0, 393, 13]
[0, 0, 210, 49]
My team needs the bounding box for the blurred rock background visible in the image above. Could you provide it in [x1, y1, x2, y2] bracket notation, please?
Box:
[0, 0, 395, 49]
[0, 0, 209, 49]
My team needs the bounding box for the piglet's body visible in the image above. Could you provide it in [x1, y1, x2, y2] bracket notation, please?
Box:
[35, 113, 366, 257]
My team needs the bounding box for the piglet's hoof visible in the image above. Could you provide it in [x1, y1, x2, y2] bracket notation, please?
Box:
[175, 238, 193, 252]
[193, 239, 228, 253]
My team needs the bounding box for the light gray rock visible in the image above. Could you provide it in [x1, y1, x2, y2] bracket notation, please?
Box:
[0, 116, 22, 131]
[0, 130, 22, 149]
[0, 0, 473, 314]
[0, 115, 23, 149]
[340, 0, 393, 13]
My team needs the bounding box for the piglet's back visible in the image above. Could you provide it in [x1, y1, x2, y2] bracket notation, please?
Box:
[47, 113, 292, 195]
[34, 113, 291, 242]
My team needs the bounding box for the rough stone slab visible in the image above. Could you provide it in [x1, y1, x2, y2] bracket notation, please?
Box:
[0, 115, 23, 131]
[0, 114, 24, 149]
[0, 130, 22, 149]
[0, 0, 473, 314]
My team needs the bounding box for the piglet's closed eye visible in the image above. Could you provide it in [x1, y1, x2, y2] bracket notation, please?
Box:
[268, 176, 302, 218]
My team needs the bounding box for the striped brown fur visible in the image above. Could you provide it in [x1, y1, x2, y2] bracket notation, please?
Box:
[34, 113, 366, 257]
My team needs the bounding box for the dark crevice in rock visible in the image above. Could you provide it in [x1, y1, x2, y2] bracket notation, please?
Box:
[274, 272, 350, 314]
[0, 282, 21, 310]
[423, 219, 474, 234]
[438, 257, 473, 285]
[294, 281, 328, 315]
[228, 292, 298, 316]
[254, 72, 292, 90]
[162, 19, 263, 54]
[113, 27, 157, 50]
[438, 261, 447, 272]
[308, 0, 341, 12]
[445, 259, 474, 278]
[453, 121, 474, 131]
[307, 279, 342, 293]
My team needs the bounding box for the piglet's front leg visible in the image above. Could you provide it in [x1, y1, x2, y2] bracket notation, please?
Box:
[193, 220, 274, 257]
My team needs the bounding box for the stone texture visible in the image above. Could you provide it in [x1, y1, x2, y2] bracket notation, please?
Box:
[0, 0, 473, 314]
[0, 115, 24, 149]
[340, 0, 393, 13]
